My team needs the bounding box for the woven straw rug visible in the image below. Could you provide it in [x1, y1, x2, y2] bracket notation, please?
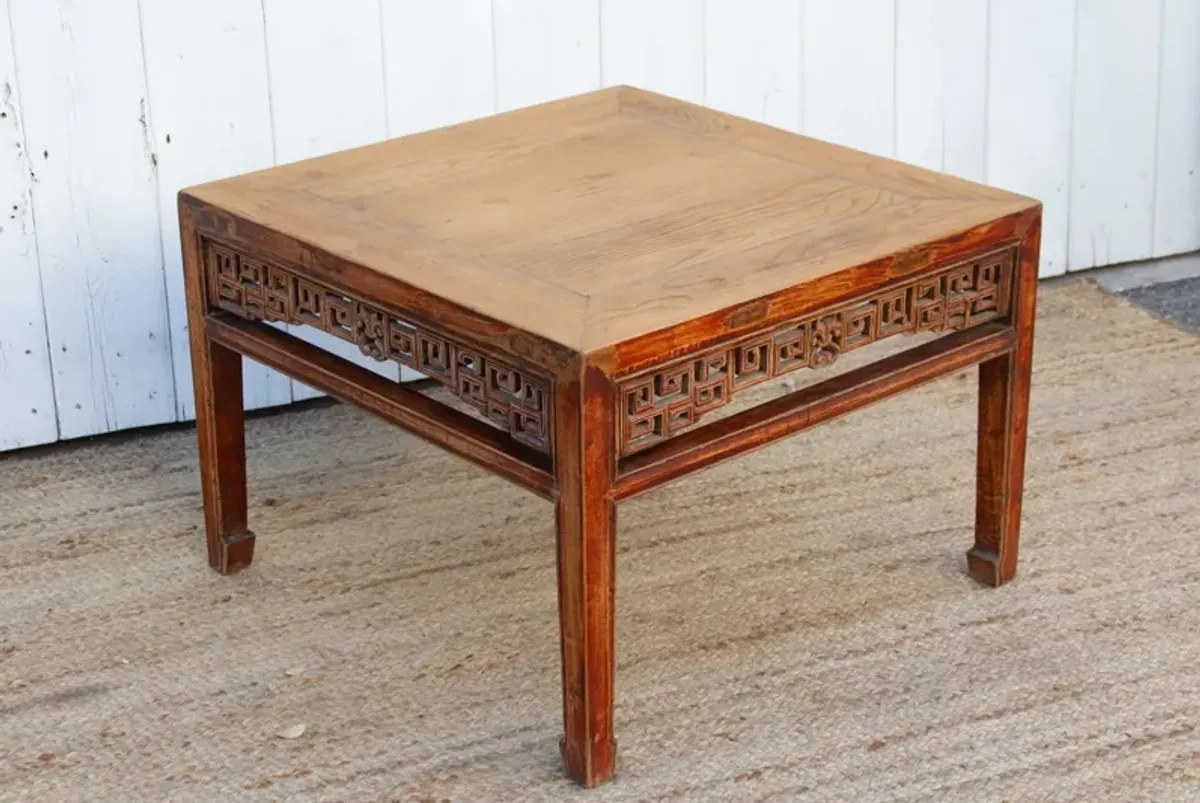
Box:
[1, 279, 1198, 802]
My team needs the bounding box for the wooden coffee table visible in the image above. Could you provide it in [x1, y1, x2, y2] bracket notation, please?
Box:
[180, 87, 1039, 787]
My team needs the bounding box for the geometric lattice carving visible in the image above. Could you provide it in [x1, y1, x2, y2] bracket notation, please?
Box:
[204, 239, 552, 453]
[618, 245, 1016, 456]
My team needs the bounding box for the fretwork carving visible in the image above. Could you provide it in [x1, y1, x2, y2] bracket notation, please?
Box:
[204, 240, 552, 453]
[618, 246, 1016, 456]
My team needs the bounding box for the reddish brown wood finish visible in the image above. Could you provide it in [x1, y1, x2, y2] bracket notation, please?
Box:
[596, 207, 1036, 376]
[204, 313, 555, 499]
[553, 363, 618, 787]
[177, 87, 1042, 788]
[615, 324, 1016, 501]
[181, 204, 255, 573]
[183, 198, 577, 373]
[615, 247, 1016, 455]
[970, 219, 1041, 586]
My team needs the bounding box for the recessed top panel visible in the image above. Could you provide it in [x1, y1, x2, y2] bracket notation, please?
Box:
[185, 87, 1037, 351]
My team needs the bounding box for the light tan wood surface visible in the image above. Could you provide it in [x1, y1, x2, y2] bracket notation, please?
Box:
[186, 86, 1037, 352]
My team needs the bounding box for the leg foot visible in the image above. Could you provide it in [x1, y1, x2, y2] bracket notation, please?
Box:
[560, 737, 618, 786]
[966, 546, 1007, 588]
[212, 529, 256, 575]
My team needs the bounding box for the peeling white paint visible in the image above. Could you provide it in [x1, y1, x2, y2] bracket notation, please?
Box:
[0, 14, 58, 450]
[9, 0, 175, 441]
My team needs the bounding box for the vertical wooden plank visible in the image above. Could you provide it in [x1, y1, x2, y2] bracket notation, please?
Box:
[705, 0, 802, 131]
[9, 0, 176, 439]
[1068, 0, 1161, 270]
[1153, 0, 1200, 258]
[987, 0, 1075, 278]
[141, 1, 291, 419]
[601, 0, 704, 103]
[0, 10, 57, 451]
[895, 0, 988, 181]
[381, 0, 495, 136]
[802, 0, 895, 156]
[262, 0, 396, 400]
[493, 0, 601, 112]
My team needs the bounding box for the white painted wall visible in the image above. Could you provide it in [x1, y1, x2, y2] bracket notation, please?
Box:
[1, 0, 1197, 452]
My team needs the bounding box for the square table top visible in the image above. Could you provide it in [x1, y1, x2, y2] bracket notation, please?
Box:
[185, 86, 1037, 354]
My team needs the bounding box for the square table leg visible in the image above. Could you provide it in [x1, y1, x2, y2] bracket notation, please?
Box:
[969, 223, 1039, 587]
[553, 363, 618, 787]
[181, 205, 255, 575]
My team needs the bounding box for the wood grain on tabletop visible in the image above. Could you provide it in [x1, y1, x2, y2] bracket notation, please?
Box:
[184, 86, 1038, 354]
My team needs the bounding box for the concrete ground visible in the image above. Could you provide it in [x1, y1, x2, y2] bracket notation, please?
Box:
[1092, 250, 1200, 334]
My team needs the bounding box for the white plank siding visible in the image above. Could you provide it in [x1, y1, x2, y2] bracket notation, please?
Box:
[140, 0, 291, 419]
[9, 0, 176, 438]
[0, 8, 56, 450]
[895, 0, 988, 182]
[986, 0, 1076, 277]
[1153, 0, 1200, 258]
[381, 0, 496, 136]
[1068, 0, 1162, 271]
[601, 0, 704, 103]
[2, 1, 1197, 451]
[803, 0, 896, 157]
[493, 0, 601, 112]
[705, 0, 803, 132]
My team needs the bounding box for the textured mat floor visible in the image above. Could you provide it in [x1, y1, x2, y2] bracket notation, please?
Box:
[1, 280, 1198, 802]
[1121, 275, 1200, 334]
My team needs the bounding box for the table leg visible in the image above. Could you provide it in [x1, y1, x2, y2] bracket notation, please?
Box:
[181, 203, 255, 575]
[554, 364, 617, 787]
[192, 339, 255, 574]
[969, 222, 1039, 587]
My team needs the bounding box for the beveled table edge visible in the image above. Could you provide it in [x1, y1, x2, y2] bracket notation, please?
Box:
[183, 191, 1040, 378]
[180, 192, 581, 375]
[591, 204, 1042, 373]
